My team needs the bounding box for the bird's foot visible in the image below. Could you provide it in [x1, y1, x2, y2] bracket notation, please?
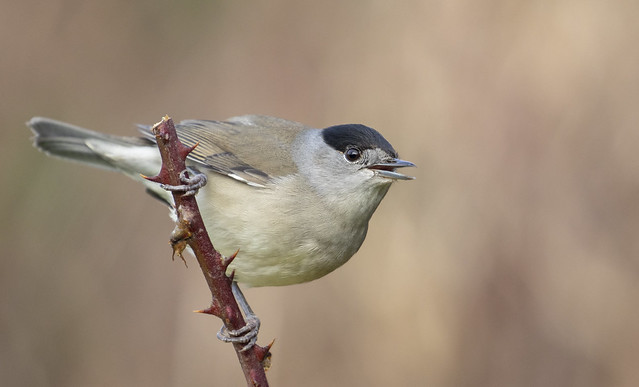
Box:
[160, 169, 207, 196]
[216, 282, 261, 352]
[217, 313, 261, 352]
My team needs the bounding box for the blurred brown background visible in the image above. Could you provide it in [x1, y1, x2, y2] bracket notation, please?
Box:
[2, 1, 638, 386]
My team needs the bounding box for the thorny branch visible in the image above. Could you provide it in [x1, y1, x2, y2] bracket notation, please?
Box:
[145, 116, 271, 386]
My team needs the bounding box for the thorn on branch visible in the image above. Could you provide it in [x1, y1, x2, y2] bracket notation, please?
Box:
[179, 141, 199, 160]
[142, 172, 169, 185]
[194, 304, 222, 317]
[223, 249, 240, 270]
[255, 339, 274, 367]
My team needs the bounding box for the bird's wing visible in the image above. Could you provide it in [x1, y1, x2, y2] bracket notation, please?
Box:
[139, 115, 309, 187]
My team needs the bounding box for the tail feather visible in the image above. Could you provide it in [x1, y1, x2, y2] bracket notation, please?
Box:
[28, 117, 172, 204]
[28, 117, 154, 173]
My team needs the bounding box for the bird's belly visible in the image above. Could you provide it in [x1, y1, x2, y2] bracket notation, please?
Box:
[207, 214, 367, 287]
[195, 177, 368, 287]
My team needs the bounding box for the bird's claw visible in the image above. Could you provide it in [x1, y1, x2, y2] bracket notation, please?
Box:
[217, 314, 261, 352]
[160, 169, 207, 196]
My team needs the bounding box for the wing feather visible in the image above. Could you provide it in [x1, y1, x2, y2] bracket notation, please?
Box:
[139, 115, 308, 187]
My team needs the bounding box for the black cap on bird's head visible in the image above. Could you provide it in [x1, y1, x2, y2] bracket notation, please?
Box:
[321, 124, 397, 157]
[321, 124, 415, 181]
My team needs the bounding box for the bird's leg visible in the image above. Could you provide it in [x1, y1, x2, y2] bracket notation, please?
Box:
[217, 281, 261, 352]
[161, 169, 207, 196]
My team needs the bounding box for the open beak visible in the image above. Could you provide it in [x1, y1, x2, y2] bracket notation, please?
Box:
[366, 158, 416, 180]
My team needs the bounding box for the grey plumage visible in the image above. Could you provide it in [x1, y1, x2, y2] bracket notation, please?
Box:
[29, 115, 414, 287]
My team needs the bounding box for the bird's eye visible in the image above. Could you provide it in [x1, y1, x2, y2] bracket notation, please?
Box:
[344, 147, 361, 162]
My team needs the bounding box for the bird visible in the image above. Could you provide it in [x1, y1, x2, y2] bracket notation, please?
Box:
[29, 114, 415, 348]
[29, 114, 415, 287]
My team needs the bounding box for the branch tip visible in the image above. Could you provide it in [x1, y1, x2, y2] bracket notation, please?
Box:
[151, 116, 173, 141]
